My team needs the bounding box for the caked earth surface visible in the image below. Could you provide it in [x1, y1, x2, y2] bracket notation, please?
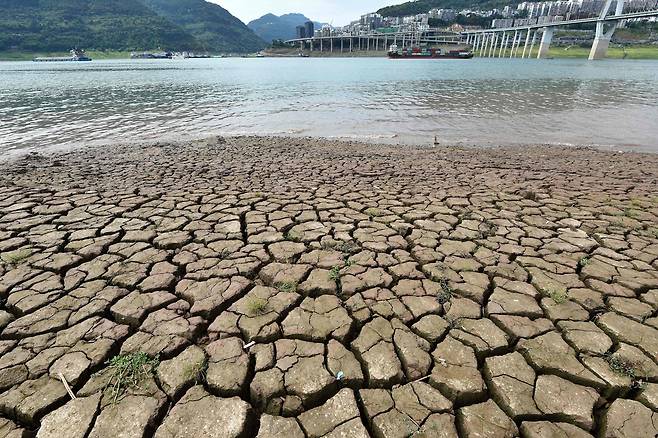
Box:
[0, 136, 657, 438]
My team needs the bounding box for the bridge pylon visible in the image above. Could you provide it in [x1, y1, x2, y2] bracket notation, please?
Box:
[589, 0, 625, 59]
[537, 28, 554, 59]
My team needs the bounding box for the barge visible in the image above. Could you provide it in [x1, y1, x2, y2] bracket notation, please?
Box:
[388, 44, 473, 59]
[33, 49, 92, 62]
[130, 52, 173, 59]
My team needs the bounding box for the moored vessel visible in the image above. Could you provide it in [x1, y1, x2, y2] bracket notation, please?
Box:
[130, 51, 173, 59]
[387, 44, 473, 60]
[33, 49, 92, 62]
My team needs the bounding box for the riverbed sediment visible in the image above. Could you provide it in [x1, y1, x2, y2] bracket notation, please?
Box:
[1, 136, 657, 437]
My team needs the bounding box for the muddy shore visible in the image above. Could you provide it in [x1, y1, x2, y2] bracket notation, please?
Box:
[1, 136, 657, 437]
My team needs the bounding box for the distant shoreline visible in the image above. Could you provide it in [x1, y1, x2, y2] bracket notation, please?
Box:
[2, 45, 658, 61]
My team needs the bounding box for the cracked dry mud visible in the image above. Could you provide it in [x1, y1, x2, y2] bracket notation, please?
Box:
[0, 136, 658, 438]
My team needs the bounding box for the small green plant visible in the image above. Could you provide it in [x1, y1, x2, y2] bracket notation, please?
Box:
[649, 228, 658, 239]
[604, 353, 645, 388]
[105, 352, 159, 403]
[520, 190, 538, 201]
[460, 210, 474, 220]
[329, 265, 342, 281]
[184, 358, 208, 384]
[321, 240, 338, 250]
[0, 249, 32, 266]
[217, 248, 231, 259]
[365, 207, 381, 218]
[276, 282, 297, 293]
[339, 241, 360, 255]
[548, 288, 568, 304]
[578, 257, 590, 267]
[623, 208, 639, 218]
[284, 231, 301, 242]
[246, 297, 269, 316]
[436, 277, 453, 305]
[447, 316, 462, 329]
[478, 220, 499, 239]
[605, 354, 636, 378]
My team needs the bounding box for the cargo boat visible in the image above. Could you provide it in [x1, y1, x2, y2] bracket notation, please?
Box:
[387, 44, 473, 59]
[33, 49, 92, 62]
[130, 52, 173, 59]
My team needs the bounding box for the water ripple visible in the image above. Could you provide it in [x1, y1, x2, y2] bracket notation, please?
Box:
[1, 57, 657, 153]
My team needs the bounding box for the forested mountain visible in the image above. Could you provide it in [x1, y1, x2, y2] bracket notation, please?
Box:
[140, 0, 265, 52]
[248, 13, 325, 43]
[0, 0, 265, 53]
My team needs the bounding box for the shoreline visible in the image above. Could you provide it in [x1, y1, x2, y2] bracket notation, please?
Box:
[2, 44, 658, 61]
[3, 134, 658, 206]
[2, 133, 657, 165]
[1, 135, 657, 436]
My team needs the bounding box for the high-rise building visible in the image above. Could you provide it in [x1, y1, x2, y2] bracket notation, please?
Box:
[304, 21, 315, 39]
[296, 26, 306, 39]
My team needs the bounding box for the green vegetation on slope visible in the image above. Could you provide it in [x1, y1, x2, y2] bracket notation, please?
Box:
[0, 0, 264, 54]
[0, 0, 198, 52]
[139, 0, 265, 53]
[475, 45, 658, 59]
[0, 50, 134, 61]
[378, 0, 518, 17]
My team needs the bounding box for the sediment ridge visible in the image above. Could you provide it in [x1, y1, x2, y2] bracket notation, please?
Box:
[0, 136, 657, 437]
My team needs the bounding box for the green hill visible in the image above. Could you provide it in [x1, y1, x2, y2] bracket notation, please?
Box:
[139, 0, 265, 52]
[378, 0, 515, 17]
[0, 0, 264, 54]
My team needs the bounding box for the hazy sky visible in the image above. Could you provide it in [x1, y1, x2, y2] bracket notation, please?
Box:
[213, 0, 395, 26]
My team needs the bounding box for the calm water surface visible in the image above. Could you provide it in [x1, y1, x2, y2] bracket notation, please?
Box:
[1, 57, 658, 155]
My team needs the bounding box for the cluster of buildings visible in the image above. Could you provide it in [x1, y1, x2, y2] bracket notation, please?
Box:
[295, 21, 315, 39]
[292, 0, 656, 39]
[492, 0, 657, 27]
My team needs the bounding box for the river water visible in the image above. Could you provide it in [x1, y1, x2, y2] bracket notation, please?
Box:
[1, 57, 658, 155]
